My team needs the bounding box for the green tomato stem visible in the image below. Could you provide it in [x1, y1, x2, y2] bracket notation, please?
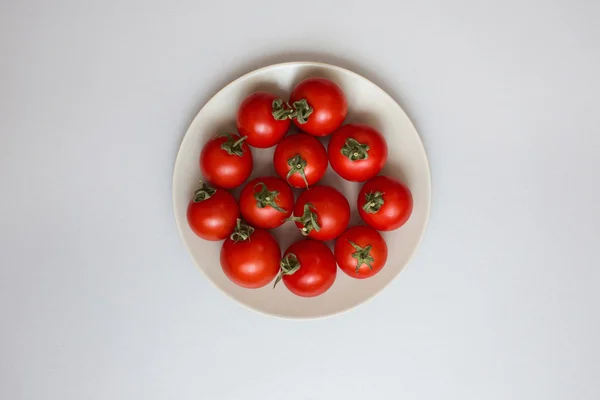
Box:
[341, 138, 370, 161]
[229, 219, 255, 242]
[218, 133, 247, 157]
[286, 154, 310, 189]
[362, 191, 385, 214]
[348, 240, 375, 273]
[253, 182, 286, 213]
[193, 181, 217, 203]
[287, 202, 321, 236]
[273, 253, 301, 288]
[290, 99, 313, 124]
[272, 98, 294, 120]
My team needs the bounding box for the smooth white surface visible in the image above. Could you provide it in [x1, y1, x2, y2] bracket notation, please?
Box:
[173, 62, 431, 318]
[1, 0, 599, 399]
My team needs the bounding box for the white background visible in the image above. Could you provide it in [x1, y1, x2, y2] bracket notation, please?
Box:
[1, 1, 599, 399]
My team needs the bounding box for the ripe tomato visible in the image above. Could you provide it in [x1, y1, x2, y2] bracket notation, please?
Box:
[200, 133, 253, 189]
[289, 77, 348, 136]
[290, 185, 350, 241]
[274, 239, 336, 297]
[334, 226, 388, 279]
[236, 92, 292, 148]
[239, 176, 294, 229]
[328, 123, 388, 182]
[186, 182, 239, 241]
[220, 219, 281, 288]
[273, 133, 328, 188]
[358, 176, 413, 231]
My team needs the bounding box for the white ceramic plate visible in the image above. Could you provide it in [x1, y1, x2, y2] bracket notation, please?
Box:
[173, 62, 431, 319]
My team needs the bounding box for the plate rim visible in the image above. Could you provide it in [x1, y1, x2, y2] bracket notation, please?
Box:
[172, 61, 432, 319]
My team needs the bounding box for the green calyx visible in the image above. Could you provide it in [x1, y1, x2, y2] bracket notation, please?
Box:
[341, 138, 370, 161]
[253, 182, 286, 213]
[229, 219, 255, 243]
[362, 191, 385, 214]
[348, 240, 375, 273]
[290, 98, 313, 124]
[218, 133, 248, 157]
[268, 98, 313, 124]
[273, 253, 301, 288]
[287, 202, 321, 236]
[272, 98, 294, 120]
[193, 181, 217, 203]
[286, 154, 310, 189]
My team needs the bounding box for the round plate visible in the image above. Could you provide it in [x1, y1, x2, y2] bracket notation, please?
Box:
[173, 62, 431, 319]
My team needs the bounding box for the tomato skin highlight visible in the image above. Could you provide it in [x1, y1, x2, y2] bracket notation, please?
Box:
[291, 185, 350, 241]
[358, 176, 413, 231]
[273, 133, 328, 188]
[334, 226, 388, 279]
[239, 176, 294, 229]
[236, 92, 291, 148]
[280, 239, 337, 297]
[186, 184, 240, 241]
[328, 123, 388, 182]
[289, 78, 347, 137]
[220, 226, 281, 289]
[200, 133, 253, 189]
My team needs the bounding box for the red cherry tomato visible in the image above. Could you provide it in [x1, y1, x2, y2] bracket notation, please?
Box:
[275, 239, 337, 297]
[220, 219, 281, 288]
[200, 133, 253, 189]
[273, 133, 328, 188]
[239, 176, 294, 229]
[236, 92, 292, 148]
[334, 226, 388, 279]
[328, 123, 388, 182]
[358, 176, 413, 231]
[291, 185, 350, 241]
[186, 182, 240, 241]
[289, 77, 348, 136]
